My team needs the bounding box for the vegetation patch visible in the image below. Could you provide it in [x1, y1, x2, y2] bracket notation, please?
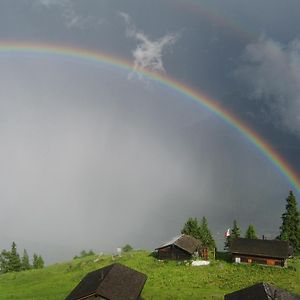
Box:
[0, 251, 299, 300]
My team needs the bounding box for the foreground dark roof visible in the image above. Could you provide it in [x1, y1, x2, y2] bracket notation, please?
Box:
[224, 282, 300, 300]
[65, 263, 147, 300]
[230, 238, 290, 258]
[155, 234, 202, 254]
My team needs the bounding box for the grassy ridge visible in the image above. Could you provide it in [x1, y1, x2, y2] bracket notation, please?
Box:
[0, 251, 299, 299]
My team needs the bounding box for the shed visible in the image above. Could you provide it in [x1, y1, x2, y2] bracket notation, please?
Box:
[155, 234, 205, 260]
[224, 282, 300, 300]
[230, 238, 291, 267]
[65, 263, 147, 300]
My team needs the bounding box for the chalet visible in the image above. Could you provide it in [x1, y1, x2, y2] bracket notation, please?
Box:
[224, 282, 300, 300]
[65, 263, 147, 300]
[230, 238, 292, 267]
[155, 234, 207, 260]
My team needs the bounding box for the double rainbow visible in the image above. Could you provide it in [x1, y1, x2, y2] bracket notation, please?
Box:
[0, 41, 299, 193]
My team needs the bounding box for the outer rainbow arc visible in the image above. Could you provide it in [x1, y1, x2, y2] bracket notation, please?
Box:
[169, 0, 256, 41]
[0, 41, 299, 193]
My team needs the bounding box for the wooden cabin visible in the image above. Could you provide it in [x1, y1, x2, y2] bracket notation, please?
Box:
[224, 282, 300, 300]
[155, 234, 206, 260]
[230, 238, 292, 267]
[65, 263, 147, 300]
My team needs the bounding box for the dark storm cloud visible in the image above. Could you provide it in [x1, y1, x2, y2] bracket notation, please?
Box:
[236, 36, 300, 136]
[0, 0, 299, 262]
[0, 56, 294, 262]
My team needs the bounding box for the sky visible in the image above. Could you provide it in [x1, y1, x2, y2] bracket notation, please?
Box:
[0, 0, 300, 263]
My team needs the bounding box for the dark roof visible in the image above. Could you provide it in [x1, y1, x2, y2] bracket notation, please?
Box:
[230, 238, 290, 258]
[224, 282, 300, 300]
[65, 263, 147, 300]
[155, 234, 202, 254]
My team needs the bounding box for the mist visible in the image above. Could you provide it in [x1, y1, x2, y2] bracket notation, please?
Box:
[0, 55, 293, 263]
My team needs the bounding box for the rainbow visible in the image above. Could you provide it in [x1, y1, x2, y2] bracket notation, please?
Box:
[0, 41, 299, 193]
[168, 0, 256, 41]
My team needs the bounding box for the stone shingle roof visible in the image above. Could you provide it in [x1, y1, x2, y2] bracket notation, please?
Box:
[155, 234, 202, 254]
[230, 238, 290, 259]
[65, 263, 147, 300]
[224, 282, 300, 300]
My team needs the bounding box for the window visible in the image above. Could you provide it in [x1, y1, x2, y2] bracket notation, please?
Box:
[235, 257, 241, 263]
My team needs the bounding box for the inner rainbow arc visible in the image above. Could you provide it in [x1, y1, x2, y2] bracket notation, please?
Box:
[0, 41, 299, 193]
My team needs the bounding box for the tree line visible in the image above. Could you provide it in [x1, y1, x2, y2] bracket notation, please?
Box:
[182, 191, 300, 254]
[181, 216, 216, 250]
[0, 242, 44, 274]
[224, 221, 257, 250]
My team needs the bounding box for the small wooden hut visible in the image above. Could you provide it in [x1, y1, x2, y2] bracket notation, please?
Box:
[230, 238, 292, 267]
[155, 234, 206, 260]
[224, 282, 300, 300]
[65, 263, 147, 300]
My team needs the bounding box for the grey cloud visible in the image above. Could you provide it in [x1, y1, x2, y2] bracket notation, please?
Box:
[236, 36, 300, 135]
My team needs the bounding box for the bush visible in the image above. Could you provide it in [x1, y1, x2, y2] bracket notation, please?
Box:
[122, 244, 133, 252]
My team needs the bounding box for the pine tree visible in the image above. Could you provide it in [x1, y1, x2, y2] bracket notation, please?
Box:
[8, 242, 21, 272]
[224, 220, 241, 250]
[198, 217, 216, 250]
[181, 217, 200, 239]
[37, 255, 44, 269]
[33, 253, 38, 269]
[33, 253, 44, 269]
[0, 250, 10, 273]
[21, 249, 31, 271]
[245, 224, 258, 239]
[181, 217, 216, 250]
[279, 191, 300, 253]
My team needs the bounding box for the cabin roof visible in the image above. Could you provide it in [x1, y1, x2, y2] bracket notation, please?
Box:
[155, 234, 202, 254]
[230, 238, 290, 259]
[65, 263, 147, 300]
[224, 282, 300, 300]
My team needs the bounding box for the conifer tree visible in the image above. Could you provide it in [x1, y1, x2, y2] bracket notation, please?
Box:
[245, 224, 258, 239]
[8, 242, 21, 272]
[279, 191, 300, 253]
[231, 220, 241, 238]
[198, 217, 216, 250]
[224, 220, 241, 250]
[37, 255, 44, 269]
[33, 253, 38, 269]
[21, 249, 31, 271]
[181, 217, 216, 249]
[0, 250, 10, 273]
[33, 253, 44, 269]
[181, 217, 200, 239]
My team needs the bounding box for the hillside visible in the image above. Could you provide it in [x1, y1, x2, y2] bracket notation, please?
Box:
[0, 251, 299, 300]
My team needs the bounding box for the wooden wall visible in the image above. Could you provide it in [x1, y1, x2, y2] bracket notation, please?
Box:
[232, 254, 286, 267]
[157, 245, 191, 260]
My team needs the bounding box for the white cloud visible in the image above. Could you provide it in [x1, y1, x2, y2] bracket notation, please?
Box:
[35, 0, 104, 29]
[38, 0, 58, 5]
[236, 36, 300, 135]
[119, 12, 178, 78]
[36, 0, 69, 8]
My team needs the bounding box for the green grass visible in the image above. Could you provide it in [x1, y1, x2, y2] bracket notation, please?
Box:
[0, 251, 299, 299]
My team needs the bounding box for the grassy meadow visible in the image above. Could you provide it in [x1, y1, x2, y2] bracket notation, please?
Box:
[0, 251, 299, 300]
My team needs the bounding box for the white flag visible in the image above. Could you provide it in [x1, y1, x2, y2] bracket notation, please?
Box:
[224, 228, 230, 237]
